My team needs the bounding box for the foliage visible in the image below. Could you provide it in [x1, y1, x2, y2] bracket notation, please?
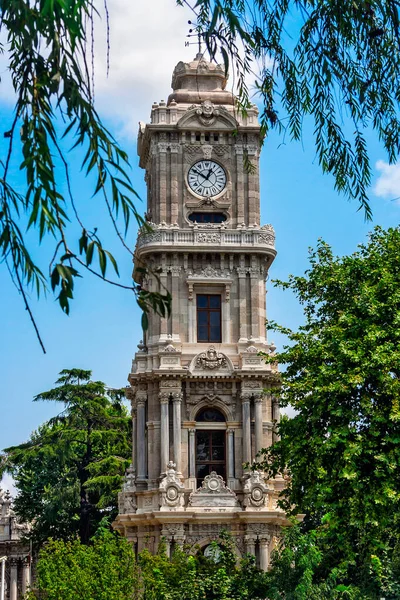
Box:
[0, 0, 170, 351]
[188, 0, 400, 218]
[26, 525, 137, 600]
[0, 368, 131, 546]
[259, 226, 400, 597]
[138, 532, 268, 599]
[26, 530, 270, 600]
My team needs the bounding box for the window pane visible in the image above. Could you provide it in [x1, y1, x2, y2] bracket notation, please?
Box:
[197, 295, 208, 308]
[198, 326, 208, 341]
[210, 311, 220, 326]
[212, 446, 224, 460]
[197, 311, 208, 325]
[209, 326, 221, 342]
[196, 408, 225, 422]
[212, 431, 225, 445]
[209, 295, 221, 308]
[196, 433, 210, 461]
[196, 464, 209, 480]
[213, 464, 225, 477]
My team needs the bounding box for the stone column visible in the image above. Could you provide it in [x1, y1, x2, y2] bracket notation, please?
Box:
[170, 264, 181, 340]
[237, 266, 248, 342]
[188, 428, 196, 478]
[187, 283, 195, 343]
[259, 537, 270, 571]
[227, 429, 235, 479]
[161, 528, 172, 558]
[172, 391, 183, 475]
[136, 393, 147, 480]
[272, 396, 280, 443]
[159, 266, 168, 338]
[131, 407, 137, 475]
[241, 394, 251, 467]
[250, 262, 261, 340]
[21, 556, 31, 596]
[254, 395, 263, 459]
[235, 145, 245, 224]
[224, 283, 231, 344]
[245, 536, 256, 556]
[9, 559, 18, 600]
[0, 558, 5, 600]
[159, 392, 170, 475]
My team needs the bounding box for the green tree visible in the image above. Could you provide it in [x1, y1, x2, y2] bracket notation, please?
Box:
[27, 525, 137, 600]
[190, 0, 400, 218]
[1, 368, 131, 545]
[1, 0, 170, 351]
[259, 226, 400, 597]
[3, 0, 400, 350]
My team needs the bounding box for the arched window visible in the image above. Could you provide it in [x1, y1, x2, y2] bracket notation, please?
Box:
[196, 408, 225, 422]
[195, 408, 226, 482]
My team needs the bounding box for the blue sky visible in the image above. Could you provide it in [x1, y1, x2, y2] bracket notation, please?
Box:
[1, 0, 399, 491]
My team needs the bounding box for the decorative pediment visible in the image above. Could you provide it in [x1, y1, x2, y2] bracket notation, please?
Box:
[177, 102, 238, 131]
[189, 346, 234, 375]
[188, 472, 239, 508]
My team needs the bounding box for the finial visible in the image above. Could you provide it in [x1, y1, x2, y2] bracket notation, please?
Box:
[194, 32, 204, 60]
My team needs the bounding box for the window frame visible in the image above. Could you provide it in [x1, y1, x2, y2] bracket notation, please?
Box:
[195, 429, 226, 483]
[196, 293, 222, 343]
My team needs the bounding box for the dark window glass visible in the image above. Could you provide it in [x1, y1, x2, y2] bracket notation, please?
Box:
[214, 134, 219, 142]
[197, 295, 222, 343]
[195, 429, 226, 483]
[188, 213, 227, 224]
[196, 408, 225, 422]
[195, 132, 201, 141]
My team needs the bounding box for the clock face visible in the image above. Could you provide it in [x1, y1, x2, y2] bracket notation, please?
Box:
[187, 160, 227, 197]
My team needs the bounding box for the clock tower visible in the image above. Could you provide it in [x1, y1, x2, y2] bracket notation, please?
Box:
[114, 54, 289, 569]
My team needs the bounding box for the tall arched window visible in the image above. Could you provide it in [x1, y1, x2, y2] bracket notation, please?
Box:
[195, 408, 226, 483]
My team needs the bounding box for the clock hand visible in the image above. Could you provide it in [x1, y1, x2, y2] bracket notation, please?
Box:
[193, 168, 206, 179]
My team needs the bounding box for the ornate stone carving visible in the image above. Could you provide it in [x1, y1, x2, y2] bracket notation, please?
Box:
[246, 522, 271, 538]
[159, 391, 170, 404]
[123, 466, 136, 491]
[213, 145, 230, 156]
[163, 344, 177, 352]
[118, 490, 137, 515]
[243, 471, 269, 509]
[242, 380, 263, 389]
[161, 522, 185, 538]
[259, 224, 275, 245]
[246, 345, 258, 353]
[195, 346, 227, 370]
[202, 144, 213, 159]
[197, 232, 221, 244]
[159, 462, 185, 509]
[159, 379, 182, 388]
[195, 100, 219, 126]
[189, 472, 239, 508]
[137, 231, 162, 248]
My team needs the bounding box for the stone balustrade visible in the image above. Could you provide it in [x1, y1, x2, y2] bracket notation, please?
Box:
[136, 224, 275, 255]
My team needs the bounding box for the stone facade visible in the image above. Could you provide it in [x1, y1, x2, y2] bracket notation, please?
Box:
[114, 54, 289, 569]
[0, 489, 31, 600]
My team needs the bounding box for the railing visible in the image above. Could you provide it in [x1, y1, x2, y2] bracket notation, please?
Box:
[136, 225, 275, 252]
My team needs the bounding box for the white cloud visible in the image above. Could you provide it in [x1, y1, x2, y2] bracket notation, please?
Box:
[91, 0, 196, 136]
[0, 1, 267, 138]
[1, 473, 16, 498]
[373, 160, 400, 203]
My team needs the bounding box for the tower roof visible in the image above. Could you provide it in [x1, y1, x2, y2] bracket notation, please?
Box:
[168, 54, 234, 106]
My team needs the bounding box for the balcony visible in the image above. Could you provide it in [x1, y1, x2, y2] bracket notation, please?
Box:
[135, 223, 276, 257]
